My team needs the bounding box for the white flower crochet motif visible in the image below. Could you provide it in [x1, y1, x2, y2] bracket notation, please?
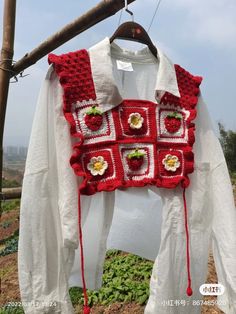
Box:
[128, 112, 144, 129]
[87, 156, 108, 176]
[162, 154, 180, 172]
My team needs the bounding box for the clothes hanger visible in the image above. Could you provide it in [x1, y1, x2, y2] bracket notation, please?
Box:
[110, 0, 158, 58]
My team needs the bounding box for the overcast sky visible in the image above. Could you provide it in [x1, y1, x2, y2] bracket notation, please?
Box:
[1, 0, 236, 146]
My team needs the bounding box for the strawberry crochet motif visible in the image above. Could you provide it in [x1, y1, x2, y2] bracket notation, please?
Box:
[127, 149, 145, 171]
[164, 112, 182, 133]
[84, 105, 103, 131]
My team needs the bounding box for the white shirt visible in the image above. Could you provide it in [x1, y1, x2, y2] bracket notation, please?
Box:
[18, 38, 236, 314]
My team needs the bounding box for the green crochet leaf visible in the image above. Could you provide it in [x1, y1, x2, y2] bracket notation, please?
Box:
[167, 112, 182, 119]
[86, 105, 102, 115]
[127, 149, 145, 159]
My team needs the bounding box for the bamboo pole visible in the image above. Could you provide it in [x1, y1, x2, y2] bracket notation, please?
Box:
[0, 0, 16, 212]
[1, 187, 21, 200]
[12, 0, 136, 77]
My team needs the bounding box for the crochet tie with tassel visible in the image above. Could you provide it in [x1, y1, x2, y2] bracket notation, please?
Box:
[183, 187, 193, 296]
[78, 191, 91, 314]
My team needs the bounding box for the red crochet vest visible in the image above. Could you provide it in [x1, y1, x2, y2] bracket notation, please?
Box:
[48, 49, 202, 311]
[48, 50, 202, 195]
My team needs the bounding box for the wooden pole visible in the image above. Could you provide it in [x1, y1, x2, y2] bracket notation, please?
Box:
[12, 0, 136, 77]
[0, 0, 16, 212]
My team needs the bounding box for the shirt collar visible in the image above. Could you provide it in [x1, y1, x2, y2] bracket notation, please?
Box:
[88, 37, 180, 112]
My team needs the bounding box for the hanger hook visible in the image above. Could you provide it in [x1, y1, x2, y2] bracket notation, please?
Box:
[125, 0, 134, 22]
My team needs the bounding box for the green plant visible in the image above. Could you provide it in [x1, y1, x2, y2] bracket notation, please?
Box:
[2, 178, 20, 188]
[69, 287, 84, 306]
[218, 123, 236, 174]
[0, 221, 11, 229]
[230, 172, 236, 186]
[0, 236, 19, 256]
[0, 305, 24, 314]
[0, 229, 19, 245]
[69, 250, 153, 307]
[1, 200, 20, 213]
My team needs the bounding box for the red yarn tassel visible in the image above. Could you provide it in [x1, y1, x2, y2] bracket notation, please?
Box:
[78, 191, 91, 313]
[83, 305, 91, 314]
[183, 188, 193, 297]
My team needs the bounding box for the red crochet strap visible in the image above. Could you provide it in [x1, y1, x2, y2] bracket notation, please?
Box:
[48, 50, 97, 137]
[78, 191, 91, 313]
[183, 187, 193, 296]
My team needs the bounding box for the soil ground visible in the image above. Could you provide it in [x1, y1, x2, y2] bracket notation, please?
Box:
[1, 201, 233, 313]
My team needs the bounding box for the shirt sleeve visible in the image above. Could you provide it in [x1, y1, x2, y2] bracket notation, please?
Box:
[145, 94, 236, 314]
[195, 95, 236, 313]
[18, 66, 77, 314]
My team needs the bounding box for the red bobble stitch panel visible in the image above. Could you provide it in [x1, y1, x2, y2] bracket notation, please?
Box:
[48, 50, 96, 105]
